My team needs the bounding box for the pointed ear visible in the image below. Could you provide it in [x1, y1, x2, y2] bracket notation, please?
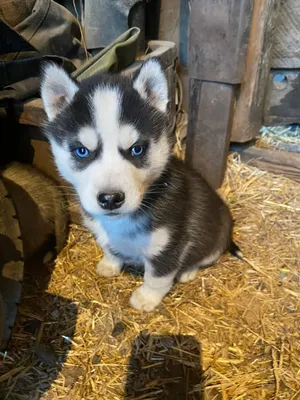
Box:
[41, 63, 78, 121]
[133, 59, 168, 113]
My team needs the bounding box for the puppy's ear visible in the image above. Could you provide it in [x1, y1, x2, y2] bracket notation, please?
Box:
[41, 63, 78, 121]
[133, 59, 168, 113]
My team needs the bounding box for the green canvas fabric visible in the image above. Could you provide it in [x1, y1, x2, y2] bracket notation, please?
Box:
[5, 0, 87, 68]
[73, 28, 141, 81]
[0, 21, 140, 102]
[1, 0, 140, 99]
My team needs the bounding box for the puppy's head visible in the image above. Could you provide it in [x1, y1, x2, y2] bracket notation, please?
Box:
[41, 60, 171, 217]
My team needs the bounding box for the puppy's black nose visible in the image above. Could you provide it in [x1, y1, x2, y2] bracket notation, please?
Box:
[97, 192, 125, 210]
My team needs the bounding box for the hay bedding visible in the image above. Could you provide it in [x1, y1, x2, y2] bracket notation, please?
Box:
[1, 156, 300, 400]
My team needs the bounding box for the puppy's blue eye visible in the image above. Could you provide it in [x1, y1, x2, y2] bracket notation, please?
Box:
[131, 145, 144, 157]
[74, 147, 89, 158]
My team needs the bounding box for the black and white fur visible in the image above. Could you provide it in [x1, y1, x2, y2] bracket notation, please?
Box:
[41, 60, 236, 312]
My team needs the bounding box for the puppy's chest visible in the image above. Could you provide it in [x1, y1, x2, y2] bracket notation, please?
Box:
[97, 216, 152, 261]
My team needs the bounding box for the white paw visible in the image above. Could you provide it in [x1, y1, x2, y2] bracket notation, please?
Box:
[130, 285, 162, 312]
[96, 259, 121, 277]
[179, 269, 198, 283]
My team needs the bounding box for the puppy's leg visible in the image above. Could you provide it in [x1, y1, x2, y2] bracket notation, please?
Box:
[179, 251, 221, 283]
[179, 268, 198, 283]
[96, 248, 123, 278]
[130, 261, 176, 312]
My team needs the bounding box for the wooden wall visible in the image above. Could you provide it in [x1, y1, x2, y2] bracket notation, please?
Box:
[272, 0, 300, 68]
[264, 0, 300, 126]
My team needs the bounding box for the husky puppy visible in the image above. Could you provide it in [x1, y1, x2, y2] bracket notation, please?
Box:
[41, 60, 236, 312]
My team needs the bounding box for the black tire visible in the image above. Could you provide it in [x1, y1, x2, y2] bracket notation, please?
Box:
[0, 178, 24, 350]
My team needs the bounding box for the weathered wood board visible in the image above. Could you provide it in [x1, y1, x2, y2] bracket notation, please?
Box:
[158, 0, 180, 46]
[272, 0, 300, 68]
[231, 0, 281, 143]
[264, 69, 300, 126]
[158, 0, 190, 111]
[186, 80, 235, 189]
[188, 0, 253, 84]
[239, 146, 300, 184]
[18, 98, 46, 127]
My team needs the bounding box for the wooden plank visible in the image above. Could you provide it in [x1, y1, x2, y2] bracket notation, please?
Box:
[272, 0, 300, 68]
[188, 0, 253, 84]
[158, 0, 180, 47]
[239, 146, 300, 184]
[18, 98, 46, 127]
[264, 69, 300, 126]
[231, 0, 281, 143]
[185, 79, 235, 189]
[158, 0, 189, 110]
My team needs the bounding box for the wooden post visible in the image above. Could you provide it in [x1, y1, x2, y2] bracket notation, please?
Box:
[186, 80, 235, 189]
[185, 0, 253, 188]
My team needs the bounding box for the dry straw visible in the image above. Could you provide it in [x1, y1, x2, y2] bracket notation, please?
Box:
[1, 155, 300, 399]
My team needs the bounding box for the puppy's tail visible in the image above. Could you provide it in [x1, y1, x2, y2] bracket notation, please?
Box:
[229, 241, 244, 260]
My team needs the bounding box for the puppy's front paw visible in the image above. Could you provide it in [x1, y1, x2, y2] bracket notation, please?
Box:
[130, 285, 162, 312]
[96, 259, 121, 277]
[179, 269, 198, 283]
